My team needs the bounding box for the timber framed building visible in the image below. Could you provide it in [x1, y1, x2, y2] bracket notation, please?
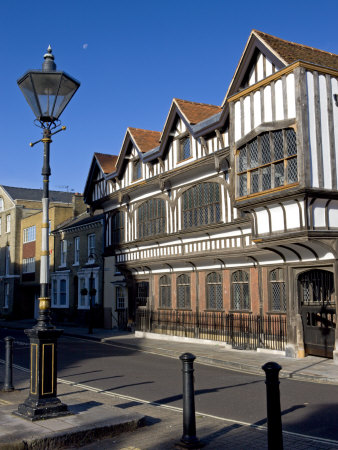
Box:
[84, 30, 338, 359]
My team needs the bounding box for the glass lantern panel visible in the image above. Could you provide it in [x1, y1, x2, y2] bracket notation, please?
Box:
[30, 72, 63, 120]
[18, 74, 42, 119]
[52, 74, 80, 119]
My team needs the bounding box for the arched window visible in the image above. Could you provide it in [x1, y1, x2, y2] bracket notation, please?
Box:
[206, 272, 223, 310]
[138, 199, 165, 239]
[232, 270, 250, 310]
[182, 182, 221, 229]
[159, 275, 171, 308]
[177, 274, 191, 309]
[270, 268, 286, 312]
[298, 270, 334, 305]
[112, 211, 125, 244]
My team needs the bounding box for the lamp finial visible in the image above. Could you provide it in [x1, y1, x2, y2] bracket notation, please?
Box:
[42, 45, 56, 71]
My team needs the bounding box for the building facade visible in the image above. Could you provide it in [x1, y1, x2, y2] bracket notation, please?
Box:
[51, 211, 104, 326]
[0, 186, 74, 318]
[84, 30, 338, 359]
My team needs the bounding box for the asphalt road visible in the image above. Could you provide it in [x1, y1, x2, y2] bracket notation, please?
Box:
[1, 328, 338, 442]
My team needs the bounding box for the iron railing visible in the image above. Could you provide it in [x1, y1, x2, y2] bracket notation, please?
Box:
[136, 310, 287, 351]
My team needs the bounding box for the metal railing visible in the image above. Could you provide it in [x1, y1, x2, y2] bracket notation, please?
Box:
[136, 310, 287, 351]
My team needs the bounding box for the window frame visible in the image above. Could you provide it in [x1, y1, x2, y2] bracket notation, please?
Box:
[88, 233, 96, 257]
[132, 159, 142, 182]
[60, 239, 67, 266]
[231, 270, 250, 311]
[112, 211, 125, 244]
[6, 214, 10, 233]
[176, 274, 191, 309]
[236, 128, 298, 198]
[22, 257, 36, 274]
[51, 274, 70, 308]
[23, 225, 36, 243]
[0, 197, 3, 212]
[269, 268, 287, 313]
[181, 182, 221, 230]
[137, 198, 166, 239]
[206, 272, 223, 310]
[74, 237, 80, 265]
[159, 275, 171, 309]
[178, 136, 191, 162]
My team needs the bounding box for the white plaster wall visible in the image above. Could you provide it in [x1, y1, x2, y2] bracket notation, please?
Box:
[255, 207, 270, 234]
[312, 199, 327, 228]
[284, 201, 300, 230]
[328, 200, 338, 228]
[306, 71, 319, 188]
[269, 205, 284, 231]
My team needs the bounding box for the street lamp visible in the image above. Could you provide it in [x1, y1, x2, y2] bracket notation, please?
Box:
[16, 47, 80, 420]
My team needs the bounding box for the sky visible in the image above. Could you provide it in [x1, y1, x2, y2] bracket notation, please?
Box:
[1, 0, 338, 194]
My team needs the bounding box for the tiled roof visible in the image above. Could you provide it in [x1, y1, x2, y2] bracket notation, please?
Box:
[254, 30, 338, 71]
[174, 99, 222, 125]
[94, 153, 118, 174]
[2, 186, 73, 203]
[128, 128, 161, 153]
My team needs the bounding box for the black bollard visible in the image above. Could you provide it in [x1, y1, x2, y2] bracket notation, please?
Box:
[3, 336, 14, 392]
[262, 362, 283, 450]
[178, 353, 204, 449]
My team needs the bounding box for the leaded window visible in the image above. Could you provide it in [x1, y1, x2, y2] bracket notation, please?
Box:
[160, 275, 171, 308]
[298, 270, 334, 305]
[112, 211, 125, 244]
[237, 128, 297, 198]
[178, 136, 191, 161]
[138, 199, 165, 238]
[232, 270, 250, 311]
[270, 268, 287, 312]
[206, 272, 223, 310]
[182, 182, 221, 229]
[177, 274, 191, 309]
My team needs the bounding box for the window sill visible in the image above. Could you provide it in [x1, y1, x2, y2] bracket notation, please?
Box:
[177, 156, 193, 164]
[78, 305, 90, 310]
[72, 263, 80, 267]
[51, 305, 69, 309]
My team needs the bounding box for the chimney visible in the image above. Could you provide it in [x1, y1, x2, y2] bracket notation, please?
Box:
[72, 193, 87, 217]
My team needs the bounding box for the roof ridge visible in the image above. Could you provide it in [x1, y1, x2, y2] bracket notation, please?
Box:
[174, 98, 221, 108]
[128, 127, 161, 134]
[253, 29, 338, 58]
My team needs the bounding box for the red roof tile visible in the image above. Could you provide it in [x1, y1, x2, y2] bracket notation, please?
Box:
[94, 153, 117, 174]
[254, 30, 338, 70]
[128, 128, 161, 153]
[174, 98, 221, 124]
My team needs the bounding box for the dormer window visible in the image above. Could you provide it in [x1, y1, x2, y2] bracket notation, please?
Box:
[132, 159, 142, 181]
[178, 136, 191, 162]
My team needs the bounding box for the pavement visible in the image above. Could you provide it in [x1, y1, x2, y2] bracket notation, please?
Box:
[1, 319, 338, 449]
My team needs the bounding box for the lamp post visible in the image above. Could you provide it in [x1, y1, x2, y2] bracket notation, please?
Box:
[15, 47, 80, 420]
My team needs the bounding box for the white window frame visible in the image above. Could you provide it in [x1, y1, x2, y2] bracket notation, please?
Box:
[0, 217, 2, 236]
[88, 234, 96, 257]
[60, 239, 67, 266]
[6, 214, 10, 233]
[77, 268, 99, 309]
[23, 257, 35, 273]
[116, 286, 125, 310]
[74, 237, 80, 265]
[23, 225, 36, 243]
[51, 272, 70, 308]
[0, 197, 3, 212]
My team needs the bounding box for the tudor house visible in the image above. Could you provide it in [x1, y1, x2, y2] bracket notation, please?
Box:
[84, 30, 338, 360]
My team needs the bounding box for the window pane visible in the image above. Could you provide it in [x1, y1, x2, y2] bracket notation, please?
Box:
[238, 147, 247, 171]
[274, 130, 284, 160]
[249, 139, 258, 168]
[286, 128, 297, 156]
[287, 157, 298, 184]
[251, 170, 259, 194]
[238, 174, 247, 196]
[274, 162, 284, 187]
[261, 133, 271, 164]
[262, 166, 271, 190]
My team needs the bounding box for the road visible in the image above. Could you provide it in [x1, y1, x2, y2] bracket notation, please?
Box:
[1, 328, 338, 442]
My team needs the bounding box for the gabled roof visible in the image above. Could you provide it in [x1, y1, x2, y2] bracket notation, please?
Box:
[1, 185, 73, 203]
[94, 153, 118, 174]
[174, 99, 221, 125]
[128, 128, 161, 153]
[222, 29, 338, 106]
[253, 30, 338, 70]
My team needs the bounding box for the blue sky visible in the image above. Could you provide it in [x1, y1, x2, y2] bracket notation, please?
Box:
[1, 0, 338, 193]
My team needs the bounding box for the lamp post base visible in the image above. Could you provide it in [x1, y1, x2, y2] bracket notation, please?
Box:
[15, 326, 71, 421]
[14, 397, 71, 421]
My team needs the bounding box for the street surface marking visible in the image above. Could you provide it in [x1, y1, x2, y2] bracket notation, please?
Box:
[0, 398, 12, 405]
[2, 359, 338, 447]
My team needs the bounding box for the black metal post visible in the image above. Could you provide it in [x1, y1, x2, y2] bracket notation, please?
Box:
[262, 362, 283, 450]
[15, 129, 70, 421]
[3, 336, 14, 392]
[178, 353, 204, 448]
